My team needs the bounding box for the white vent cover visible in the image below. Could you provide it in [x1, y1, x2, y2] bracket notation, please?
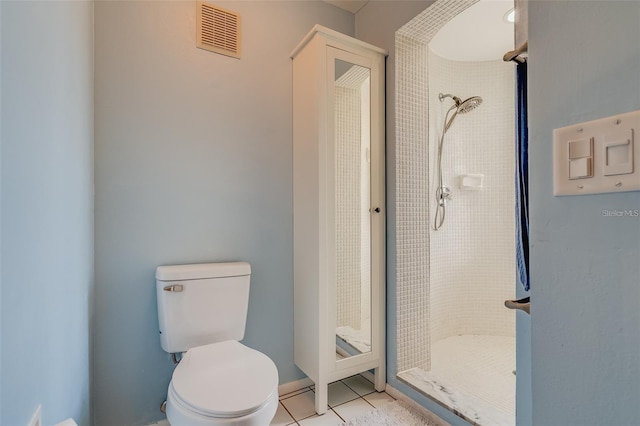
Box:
[197, 1, 241, 59]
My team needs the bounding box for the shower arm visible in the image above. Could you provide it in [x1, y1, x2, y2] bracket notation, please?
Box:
[438, 93, 461, 105]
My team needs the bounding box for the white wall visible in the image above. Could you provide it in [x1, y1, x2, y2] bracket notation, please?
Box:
[428, 52, 515, 342]
[93, 2, 353, 424]
[0, 2, 94, 425]
[529, 1, 640, 424]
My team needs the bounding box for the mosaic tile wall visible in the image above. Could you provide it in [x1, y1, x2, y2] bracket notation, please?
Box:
[395, 33, 431, 373]
[397, 0, 517, 374]
[428, 50, 516, 342]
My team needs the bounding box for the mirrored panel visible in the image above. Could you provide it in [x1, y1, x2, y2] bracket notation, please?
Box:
[334, 59, 372, 358]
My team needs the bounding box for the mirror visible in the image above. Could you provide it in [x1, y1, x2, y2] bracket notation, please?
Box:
[333, 59, 372, 358]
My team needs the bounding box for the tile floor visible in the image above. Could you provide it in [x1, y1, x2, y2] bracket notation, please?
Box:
[399, 334, 515, 425]
[271, 374, 396, 425]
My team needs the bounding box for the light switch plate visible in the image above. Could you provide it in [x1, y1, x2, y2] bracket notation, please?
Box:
[553, 110, 640, 196]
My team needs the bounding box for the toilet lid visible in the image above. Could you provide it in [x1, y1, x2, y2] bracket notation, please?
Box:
[171, 340, 279, 418]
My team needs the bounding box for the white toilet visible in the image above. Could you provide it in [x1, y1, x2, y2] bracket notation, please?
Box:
[156, 262, 279, 426]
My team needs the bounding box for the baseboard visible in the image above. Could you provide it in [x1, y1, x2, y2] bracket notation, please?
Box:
[385, 383, 450, 426]
[278, 377, 314, 396]
[146, 420, 170, 426]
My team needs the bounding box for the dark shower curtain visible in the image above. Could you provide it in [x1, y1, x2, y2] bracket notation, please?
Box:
[516, 62, 530, 292]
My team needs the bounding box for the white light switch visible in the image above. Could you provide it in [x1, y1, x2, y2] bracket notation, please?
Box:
[553, 110, 640, 195]
[569, 157, 592, 179]
[603, 130, 633, 176]
[568, 138, 593, 159]
[567, 137, 593, 180]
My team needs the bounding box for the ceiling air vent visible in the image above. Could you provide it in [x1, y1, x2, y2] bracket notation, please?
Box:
[197, 1, 241, 59]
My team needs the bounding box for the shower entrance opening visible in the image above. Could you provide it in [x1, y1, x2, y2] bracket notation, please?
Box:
[394, 1, 519, 424]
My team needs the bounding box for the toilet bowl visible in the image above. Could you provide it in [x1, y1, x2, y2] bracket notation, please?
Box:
[155, 263, 279, 426]
[166, 341, 279, 426]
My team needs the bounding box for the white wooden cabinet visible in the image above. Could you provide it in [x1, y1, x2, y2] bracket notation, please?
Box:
[291, 25, 387, 414]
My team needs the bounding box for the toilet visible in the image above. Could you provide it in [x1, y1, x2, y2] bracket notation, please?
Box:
[156, 262, 279, 426]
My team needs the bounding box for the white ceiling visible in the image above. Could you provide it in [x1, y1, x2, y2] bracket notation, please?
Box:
[323, 0, 369, 14]
[429, 0, 514, 62]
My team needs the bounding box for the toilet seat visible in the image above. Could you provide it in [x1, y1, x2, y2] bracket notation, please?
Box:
[170, 340, 279, 419]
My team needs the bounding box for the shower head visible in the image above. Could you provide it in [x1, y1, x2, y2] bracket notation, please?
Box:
[439, 92, 483, 113]
[439, 93, 483, 132]
[457, 96, 483, 113]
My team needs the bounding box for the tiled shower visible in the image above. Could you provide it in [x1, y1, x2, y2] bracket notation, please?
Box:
[427, 52, 515, 343]
[395, 0, 517, 423]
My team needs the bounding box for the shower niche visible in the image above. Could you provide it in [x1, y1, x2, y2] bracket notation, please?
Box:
[291, 25, 387, 414]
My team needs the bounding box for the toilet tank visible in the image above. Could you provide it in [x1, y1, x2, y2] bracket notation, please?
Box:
[156, 262, 251, 354]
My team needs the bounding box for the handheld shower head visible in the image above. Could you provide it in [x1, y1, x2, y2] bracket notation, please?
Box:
[438, 92, 483, 131]
[439, 93, 483, 112]
[433, 93, 484, 230]
[457, 96, 483, 113]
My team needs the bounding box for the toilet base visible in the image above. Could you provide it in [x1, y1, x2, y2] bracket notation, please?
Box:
[166, 382, 278, 426]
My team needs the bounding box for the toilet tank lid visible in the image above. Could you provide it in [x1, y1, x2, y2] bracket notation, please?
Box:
[156, 262, 251, 281]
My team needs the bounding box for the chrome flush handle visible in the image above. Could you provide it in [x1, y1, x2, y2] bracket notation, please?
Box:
[163, 285, 184, 293]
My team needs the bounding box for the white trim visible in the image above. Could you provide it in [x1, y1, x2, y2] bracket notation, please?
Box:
[278, 377, 314, 396]
[290, 24, 388, 59]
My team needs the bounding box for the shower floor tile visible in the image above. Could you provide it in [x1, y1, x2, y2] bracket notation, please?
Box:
[398, 334, 515, 426]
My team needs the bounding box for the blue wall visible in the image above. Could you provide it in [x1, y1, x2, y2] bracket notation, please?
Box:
[0, 1, 94, 425]
[93, 2, 353, 425]
[2, 2, 636, 426]
[528, 1, 640, 424]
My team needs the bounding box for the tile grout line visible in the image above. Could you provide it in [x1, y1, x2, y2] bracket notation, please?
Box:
[279, 386, 313, 401]
[278, 400, 300, 426]
[340, 379, 376, 399]
[279, 375, 392, 425]
[331, 407, 346, 423]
